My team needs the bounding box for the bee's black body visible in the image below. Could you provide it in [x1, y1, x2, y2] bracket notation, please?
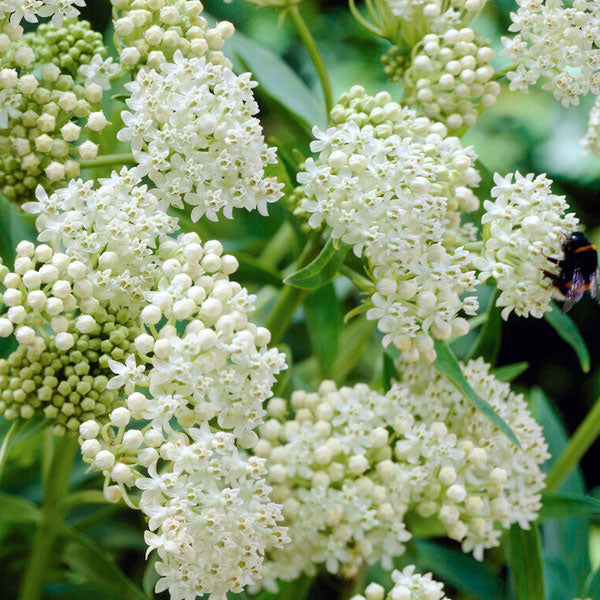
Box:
[546, 232, 599, 312]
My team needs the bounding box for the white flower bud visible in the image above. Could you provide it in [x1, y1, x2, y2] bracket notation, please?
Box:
[87, 111, 109, 132]
[348, 454, 369, 475]
[16, 326, 35, 345]
[55, 332, 75, 351]
[81, 439, 102, 458]
[79, 141, 99, 160]
[75, 315, 96, 333]
[138, 447, 159, 467]
[0, 318, 14, 337]
[110, 407, 131, 428]
[134, 333, 155, 354]
[94, 450, 116, 470]
[122, 429, 144, 449]
[79, 420, 100, 440]
[446, 484, 467, 503]
[144, 429, 163, 447]
[110, 463, 131, 483]
[141, 305, 161, 325]
[104, 485, 122, 503]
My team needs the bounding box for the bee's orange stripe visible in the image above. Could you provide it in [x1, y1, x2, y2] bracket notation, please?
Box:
[573, 244, 596, 254]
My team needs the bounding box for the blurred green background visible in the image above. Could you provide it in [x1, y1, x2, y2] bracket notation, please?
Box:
[2, 1, 600, 598]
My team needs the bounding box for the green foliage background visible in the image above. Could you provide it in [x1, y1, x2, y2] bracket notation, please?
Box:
[2, 1, 600, 599]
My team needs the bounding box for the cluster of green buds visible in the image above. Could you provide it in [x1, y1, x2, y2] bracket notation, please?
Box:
[23, 18, 107, 77]
[381, 45, 409, 83]
[0, 26, 110, 205]
[111, 0, 234, 70]
[0, 241, 140, 436]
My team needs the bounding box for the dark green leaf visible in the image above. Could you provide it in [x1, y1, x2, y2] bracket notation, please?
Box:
[465, 288, 501, 364]
[414, 539, 504, 600]
[230, 576, 313, 600]
[284, 237, 350, 290]
[382, 347, 401, 392]
[0, 491, 41, 524]
[433, 340, 521, 448]
[233, 252, 282, 287]
[45, 583, 117, 600]
[540, 492, 600, 520]
[59, 526, 148, 600]
[304, 283, 342, 378]
[544, 303, 590, 372]
[493, 362, 529, 382]
[508, 523, 545, 600]
[142, 552, 160, 597]
[0, 194, 36, 266]
[222, 28, 326, 131]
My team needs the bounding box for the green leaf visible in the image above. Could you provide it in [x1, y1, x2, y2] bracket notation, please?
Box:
[284, 237, 350, 290]
[222, 27, 326, 132]
[142, 551, 160, 597]
[230, 576, 313, 600]
[304, 283, 342, 378]
[465, 288, 501, 364]
[59, 526, 148, 600]
[382, 347, 401, 392]
[507, 523, 545, 600]
[493, 362, 529, 382]
[0, 193, 36, 266]
[540, 492, 600, 520]
[433, 340, 521, 448]
[45, 583, 117, 600]
[233, 252, 282, 287]
[414, 539, 504, 599]
[0, 491, 41, 524]
[544, 303, 590, 372]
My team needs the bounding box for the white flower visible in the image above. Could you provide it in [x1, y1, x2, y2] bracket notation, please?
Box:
[78, 54, 119, 90]
[478, 171, 579, 319]
[581, 95, 600, 157]
[501, 0, 600, 107]
[118, 51, 282, 222]
[298, 86, 480, 362]
[354, 566, 449, 600]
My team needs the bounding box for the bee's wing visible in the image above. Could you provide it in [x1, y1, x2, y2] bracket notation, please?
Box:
[593, 268, 599, 300]
[562, 268, 587, 313]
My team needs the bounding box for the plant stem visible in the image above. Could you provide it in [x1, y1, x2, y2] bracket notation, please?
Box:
[265, 233, 320, 344]
[79, 152, 135, 169]
[19, 435, 79, 600]
[59, 490, 107, 513]
[546, 396, 600, 491]
[0, 420, 19, 482]
[259, 221, 297, 267]
[288, 5, 334, 116]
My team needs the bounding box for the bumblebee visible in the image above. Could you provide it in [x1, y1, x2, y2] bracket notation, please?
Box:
[545, 231, 599, 312]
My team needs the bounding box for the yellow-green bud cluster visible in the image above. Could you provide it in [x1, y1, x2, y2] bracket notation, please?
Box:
[0, 57, 107, 205]
[24, 19, 107, 78]
[381, 45, 409, 84]
[110, 0, 234, 70]
[0, 308, 140, 437]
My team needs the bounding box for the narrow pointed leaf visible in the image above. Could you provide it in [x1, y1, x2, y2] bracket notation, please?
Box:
[433, 340, 521, 448]
[544, 303, 590, 372]
[540, 492, 600, 520]
[285, 237, 350, 290]
[465, 288, 501, 364]
[507, 523, 545, 600]
[493, 362, 529, 382]
[583, 567, 600, 599]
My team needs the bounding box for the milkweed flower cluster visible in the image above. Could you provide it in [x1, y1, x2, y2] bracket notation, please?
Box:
[404, 28, 499, 130]
[297, 86, 480, 362]
[256, 361, 547, 586]
[581, 96, 600, 157]
[110, 0, 233, 70]
[501, 0, 600, 107]
[118, 50, 283, 222]
[0, 20, 111, 203]
[477, 172, 579, 319]
[76, 232, 288, 599]
[352, 567, 449, 600]
[0, 0, 84, 34]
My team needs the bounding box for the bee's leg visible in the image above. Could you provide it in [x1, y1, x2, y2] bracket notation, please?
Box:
[546, 257, 561, 265]
[543, 270, 567, 295]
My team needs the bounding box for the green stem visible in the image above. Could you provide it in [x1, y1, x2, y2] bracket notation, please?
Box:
[0, 420, 19, 482]
[265, 233, 321, 344]
[79, 152, 135, 169]
[546, 396, 600, 491]
[59, 490, 107, 513]
[19, 435, 79, 600]
[288, 5, 334, 116]
[259, 221, 297, 267]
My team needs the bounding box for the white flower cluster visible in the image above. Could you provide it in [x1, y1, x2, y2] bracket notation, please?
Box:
[110, 0, 233, 70]
[257, 362, 547, 587]
[352, 567, 449, 600]
[25, 170, 179, 307]
[501, 0, 600, 107]
[298, 86, 480, 362]
[404, 28, 499, 130]
[77, 232, 288, 599]
[477, 172, 579, 319]
[0, 0, 84, 34]
[581, 96, 600, 157]
[118, 50, 282, 222]
[396, 358, 549, 560]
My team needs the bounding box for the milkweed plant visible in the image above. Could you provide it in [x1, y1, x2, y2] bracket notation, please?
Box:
[1, 1, 600, 599]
